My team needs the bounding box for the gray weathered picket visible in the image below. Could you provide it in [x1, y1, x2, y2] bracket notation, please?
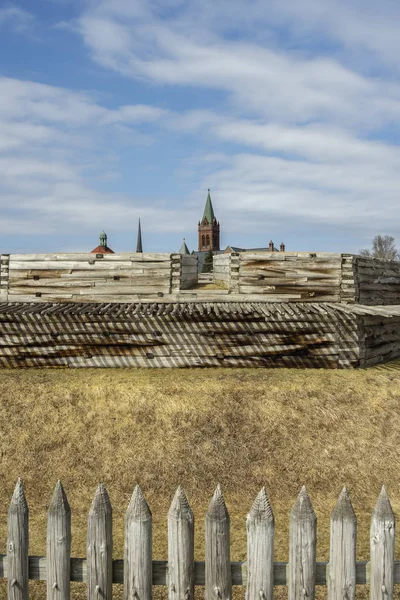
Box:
[1, 481, 399, 599]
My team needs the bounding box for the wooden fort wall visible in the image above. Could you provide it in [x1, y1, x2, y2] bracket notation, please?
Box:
[2, 253, 195, 303]
[213, 252, 400, 305]
[2, 251, 400, 305]
[0, 302, 360, 368]
[351, 255, 400, 305]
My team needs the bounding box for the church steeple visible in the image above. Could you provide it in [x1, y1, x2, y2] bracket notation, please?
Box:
[202, 189, 215, 224]
[136, 219, 143, 252]
[179, 238, 190, 254]
[198, 189, 220, 251]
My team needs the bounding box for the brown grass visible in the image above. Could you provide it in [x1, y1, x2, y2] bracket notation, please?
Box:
[0, 364, 400, 598]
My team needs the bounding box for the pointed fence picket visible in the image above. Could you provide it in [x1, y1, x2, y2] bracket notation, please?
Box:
[328, 488, 357, 600]
[246, 487, 274, 600]
[205, 484, 232, 600]
[168, 486, 194, 600]
[0, 480, 399, 600]
[46, 481, 71, 600]
[124, 484, 152, 600]
[289, 486, 316, 600]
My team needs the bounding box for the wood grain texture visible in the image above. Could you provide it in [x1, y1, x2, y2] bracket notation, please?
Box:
[205, 485, 232, 600]
[370, 486, 395, 600]
[0, 301, 362, 368]
[87, 484, 113, 600]
[328, 488, 356, 600]
[168, 487, 195, 600]
[246, 487, 274, 600]
[289, 486, 316, 600]
[47, 481, 71, 600]
[124, 485, 152, 600]
[8, 478, 29, 600]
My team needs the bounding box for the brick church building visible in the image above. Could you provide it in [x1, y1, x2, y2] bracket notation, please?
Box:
[180, 190, 285, 271]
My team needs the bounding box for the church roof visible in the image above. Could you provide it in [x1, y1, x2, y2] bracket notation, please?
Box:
[179, 238, 190, 254]
[225, 245, 280, 253]
[202, 189, 215, 223]
[91, 231, 114, 254]
[91, 245, 115, 254]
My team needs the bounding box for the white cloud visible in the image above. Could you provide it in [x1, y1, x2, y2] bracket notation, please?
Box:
[0, 76, 187, 238]
[0, 5, 35, 33]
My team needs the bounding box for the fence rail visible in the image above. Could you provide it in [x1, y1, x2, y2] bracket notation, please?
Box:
[2, 479, 397, 599]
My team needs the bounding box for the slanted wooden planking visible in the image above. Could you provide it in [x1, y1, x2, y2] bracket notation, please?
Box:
[47, 481, 71, 600]
[168, 487, 195, 600]
[87, 484, 113, 600]
[205, 485, 232, 600]
[328, 488, 356, 600]
[0, 301, 362, 369]
[246, 488, 274, 600]
[289, 486, 316, 600]
[370, 486, 395, 600]
[124, 485, 152, 600]
[8, 478, 29, 600]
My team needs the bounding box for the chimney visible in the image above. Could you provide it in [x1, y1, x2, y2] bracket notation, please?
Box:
[280, 242, 285, 252]
[269, 240, 274, 251]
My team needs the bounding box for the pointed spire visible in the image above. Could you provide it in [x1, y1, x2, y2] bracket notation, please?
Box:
[168, 486, 193, 521]
[179, 238, 190, 255]
[89, 483, 112, 516]
[127, 484, 152, 520]
[202, 189, 215, 224]
[206, 484, 229, 521]
[136, 218, 143, 253]
[331, 487, 356, 521]
[48, 480, 70, 515]
[291, 485, 316, 522]
[247, 486, 274, 523]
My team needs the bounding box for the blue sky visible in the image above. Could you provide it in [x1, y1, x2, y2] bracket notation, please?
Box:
[2, 0, 400, 254]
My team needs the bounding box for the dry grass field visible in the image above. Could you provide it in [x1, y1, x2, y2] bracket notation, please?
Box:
[0, 365, 399, 598]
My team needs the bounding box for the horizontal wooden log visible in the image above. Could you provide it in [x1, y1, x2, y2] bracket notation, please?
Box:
[0, 555, 393, 586]
[9, 253, 173, 262]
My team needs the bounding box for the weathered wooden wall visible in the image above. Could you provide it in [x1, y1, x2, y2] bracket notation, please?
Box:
[352, 256, 400, 305]
[7, 253, 173, 302]
[0, 301, 359, 368]
[237, 252, 343, 301]
[179, 255, 198, 290]
[0, 480, 398, 598]
[358, 313, 400, 367]
[212, 253, 358, 302]
[212, 254, 231, 289]
[0, 254, 9, 302]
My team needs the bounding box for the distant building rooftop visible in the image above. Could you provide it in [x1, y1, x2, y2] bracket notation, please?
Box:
[91, 231, 115, 254]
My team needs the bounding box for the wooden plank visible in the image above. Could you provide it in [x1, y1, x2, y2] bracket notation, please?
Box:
[289, 486, 316, 600]
[246, 487, 274, 600]
[124, 485, 152, 600]
[1, 555, 400, 585]
[370, 486, 395, 600]
[168, 487, 195, 600]
[46, 481, 71, 600]
[87, 484, 112, 600]
[9, 253, 172, 262]
[205, 485, 232, 600]
[328, 488, 356, 600]
[8, 478, 29, 600]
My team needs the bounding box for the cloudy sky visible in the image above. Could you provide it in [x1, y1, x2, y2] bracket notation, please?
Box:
[2, 0, 400, 253]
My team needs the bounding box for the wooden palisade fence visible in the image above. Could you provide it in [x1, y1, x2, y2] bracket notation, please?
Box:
[2, 479, 398, 599]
